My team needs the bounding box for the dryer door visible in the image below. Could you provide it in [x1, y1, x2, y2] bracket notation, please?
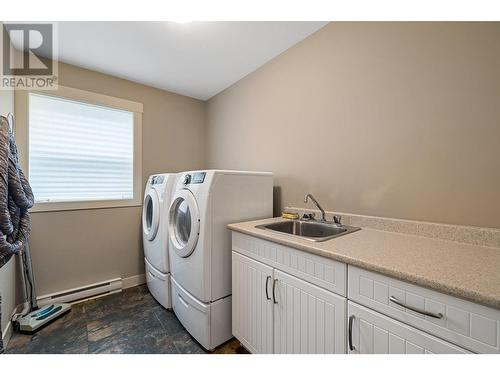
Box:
[142, 188, 160, 241]
[169, 189, 200, 258]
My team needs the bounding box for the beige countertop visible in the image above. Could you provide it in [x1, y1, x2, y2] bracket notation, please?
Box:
[228, 217, 500, 310]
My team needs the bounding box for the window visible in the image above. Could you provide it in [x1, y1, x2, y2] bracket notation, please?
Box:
[21, 86, 142, 211]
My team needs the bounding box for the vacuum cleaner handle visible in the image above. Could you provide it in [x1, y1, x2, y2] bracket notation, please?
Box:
[23, 243, 39, 310]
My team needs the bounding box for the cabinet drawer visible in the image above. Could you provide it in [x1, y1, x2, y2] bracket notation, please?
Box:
[232, 232, 346, 296]
[348, 266, 500, 353]
[348, 302, 471, 354]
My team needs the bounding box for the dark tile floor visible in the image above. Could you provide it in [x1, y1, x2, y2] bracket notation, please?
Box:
[6, 285, 248, 354]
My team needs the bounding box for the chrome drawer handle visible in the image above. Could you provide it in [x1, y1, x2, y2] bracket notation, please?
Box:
[389, 296, 443, 319]
[348, 315, 355, 351]
[272, 278, 278, 304]
[265, 276, 271, 300]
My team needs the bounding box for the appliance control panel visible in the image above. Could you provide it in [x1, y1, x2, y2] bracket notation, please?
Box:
[151, 175, 164, 185]
[183, 172, 206, 185]
[192, 172, 206, 184]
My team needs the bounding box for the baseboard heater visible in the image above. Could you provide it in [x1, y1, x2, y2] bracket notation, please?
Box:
[37, 278, 123, 306]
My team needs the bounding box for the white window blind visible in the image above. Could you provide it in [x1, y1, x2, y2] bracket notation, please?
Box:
[29, 93, 135, 203]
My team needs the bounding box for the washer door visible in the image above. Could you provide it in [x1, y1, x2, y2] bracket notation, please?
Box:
[169, 189, 200, 258]
[142, 188, 160, 241]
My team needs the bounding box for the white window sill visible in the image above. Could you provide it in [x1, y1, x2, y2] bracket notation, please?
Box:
[29, 198, 142, 213]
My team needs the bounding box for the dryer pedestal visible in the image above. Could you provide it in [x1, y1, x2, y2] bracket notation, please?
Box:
[145, 258, 171, 309]
[171, 277, 232, 350]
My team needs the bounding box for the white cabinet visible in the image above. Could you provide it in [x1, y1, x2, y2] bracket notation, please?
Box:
[231, 231, 499, 354]
[348, 266, 500, 354]
[348, 302, 471, 354]
[274, 269, 346, 353]
[232, 251, 346, 353]
[232, 251, 274, 354]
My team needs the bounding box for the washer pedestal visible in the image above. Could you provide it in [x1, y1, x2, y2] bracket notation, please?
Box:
[171, 277, 232, 350]
[145, 258, 171, 309]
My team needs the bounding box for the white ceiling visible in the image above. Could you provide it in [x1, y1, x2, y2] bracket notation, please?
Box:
[48, 22, 327, 100]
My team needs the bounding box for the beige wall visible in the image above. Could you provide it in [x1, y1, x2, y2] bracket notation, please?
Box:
[15, 62, 205, 295]
[206, 22, 500, 229]
[0, 256, 19, 340]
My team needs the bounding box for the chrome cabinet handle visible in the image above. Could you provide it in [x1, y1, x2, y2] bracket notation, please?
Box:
[348, 315, 355, 351]
[389, 296, 443, 319]
[265, 276, 271, 300]
[272, 278, 278, 304]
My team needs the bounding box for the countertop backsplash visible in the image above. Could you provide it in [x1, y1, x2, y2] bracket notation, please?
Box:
[285, 206, 500, 249]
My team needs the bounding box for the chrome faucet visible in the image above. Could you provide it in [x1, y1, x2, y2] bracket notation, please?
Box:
[304, 193, 326, 222]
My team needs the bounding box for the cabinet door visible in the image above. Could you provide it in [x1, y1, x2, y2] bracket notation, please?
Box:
[274, 269, 346, 353]
[232, 251, 274, 354]
[348, 302, 471, 354]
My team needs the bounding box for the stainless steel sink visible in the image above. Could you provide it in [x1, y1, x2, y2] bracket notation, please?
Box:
[256, 220, 360, 242]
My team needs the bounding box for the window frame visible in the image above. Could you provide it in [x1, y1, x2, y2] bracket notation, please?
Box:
[16, 85, 143, 212]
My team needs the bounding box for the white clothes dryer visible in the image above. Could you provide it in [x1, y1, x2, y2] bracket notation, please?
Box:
[168, 170, 273, 350]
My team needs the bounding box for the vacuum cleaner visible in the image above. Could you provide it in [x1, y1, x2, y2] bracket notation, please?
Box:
[0, 115, 70, 334]
[12, 242, 71, 334]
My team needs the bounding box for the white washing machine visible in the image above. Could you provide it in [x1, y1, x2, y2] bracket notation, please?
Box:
[142, 173, 177, 309]
[168, 170, 273, 350]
